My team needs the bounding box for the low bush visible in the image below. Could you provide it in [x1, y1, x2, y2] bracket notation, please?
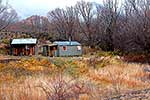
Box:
[123, 54, 150, 63]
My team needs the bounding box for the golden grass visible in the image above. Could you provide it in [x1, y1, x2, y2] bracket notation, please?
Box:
[0, 56, 149, 100]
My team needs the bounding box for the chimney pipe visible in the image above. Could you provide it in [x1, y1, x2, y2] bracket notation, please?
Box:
[69, 36, 71, 45]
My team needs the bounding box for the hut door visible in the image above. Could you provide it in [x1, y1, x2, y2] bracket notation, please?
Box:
[50, 46, 57, 57]
[43, 46, 47, 56]
[50, 47, 54, 57]
[54, 46, 58, 57]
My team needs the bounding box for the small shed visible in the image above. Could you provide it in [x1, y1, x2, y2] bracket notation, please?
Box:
[10, 38, 38, 56]
[42, 43, 58, 57]
[53, 41, 82, 57]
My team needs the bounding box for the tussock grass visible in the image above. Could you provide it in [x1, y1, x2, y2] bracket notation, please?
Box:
[0, 56, 150, 100]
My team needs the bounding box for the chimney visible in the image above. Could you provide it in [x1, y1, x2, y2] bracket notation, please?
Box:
[69, 36, 71, 45]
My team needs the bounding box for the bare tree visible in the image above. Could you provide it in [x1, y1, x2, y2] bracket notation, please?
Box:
[47, 7, 79, 41]
[75, 0, 96, 47]
[29, 15, 48, 33]
[96, 0, 121, 51]
[29, 15, 49, 39]
[117, 0, 150, 53]
[0, 0, 18, 31]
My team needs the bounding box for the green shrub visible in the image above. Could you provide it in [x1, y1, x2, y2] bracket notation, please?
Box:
[2, 39, 9, 44]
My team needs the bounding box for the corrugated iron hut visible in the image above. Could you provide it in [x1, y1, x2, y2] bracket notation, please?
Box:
[53, 41, 82, 57]
[10, 38, 38, 56]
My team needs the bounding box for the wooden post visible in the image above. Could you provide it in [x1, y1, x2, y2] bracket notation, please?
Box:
[16, 48, 18, 56]
[30, 47, 32, 55]
[33, 46, 35, 55]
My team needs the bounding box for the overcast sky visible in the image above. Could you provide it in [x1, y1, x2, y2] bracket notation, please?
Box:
[6, 0, 102, 19]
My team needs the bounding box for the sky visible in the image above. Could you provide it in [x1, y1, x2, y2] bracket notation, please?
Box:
[5, 0, 102, 19]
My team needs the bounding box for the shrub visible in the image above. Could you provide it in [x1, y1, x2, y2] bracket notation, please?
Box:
[38, 75, 89, 100]
[123, 54, 146, 63]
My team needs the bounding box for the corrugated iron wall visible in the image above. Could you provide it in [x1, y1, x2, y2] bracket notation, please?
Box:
[58, 45, 82, 57]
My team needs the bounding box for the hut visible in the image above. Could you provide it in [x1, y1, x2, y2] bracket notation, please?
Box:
[10, 38, 38, 56]
[53, 41, 82, 57]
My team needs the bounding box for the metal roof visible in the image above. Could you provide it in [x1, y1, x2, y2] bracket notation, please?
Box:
[43, 43, 58, 47]
[54, 41, 81, 46]
[11, 38, 37, 45]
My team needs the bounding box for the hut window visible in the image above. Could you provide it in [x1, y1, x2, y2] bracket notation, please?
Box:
[77, 46, 81, 50]
[63, 46, 67, 51]
[53, 47, 57, 50]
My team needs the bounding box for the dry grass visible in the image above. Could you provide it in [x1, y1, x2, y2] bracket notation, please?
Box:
[0, 75, 92, 100]
[0, 56, 150, 100]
